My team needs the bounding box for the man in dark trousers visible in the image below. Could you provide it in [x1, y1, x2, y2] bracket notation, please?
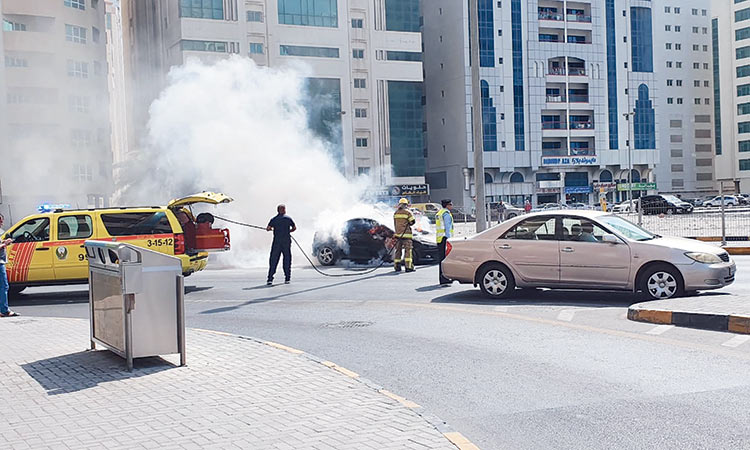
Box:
[266, 204, 296, 285]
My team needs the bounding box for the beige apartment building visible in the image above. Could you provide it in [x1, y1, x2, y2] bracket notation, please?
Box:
[0, 0, 112, 220]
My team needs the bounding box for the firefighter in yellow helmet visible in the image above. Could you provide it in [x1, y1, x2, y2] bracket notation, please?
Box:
[393, 198, 416, 272]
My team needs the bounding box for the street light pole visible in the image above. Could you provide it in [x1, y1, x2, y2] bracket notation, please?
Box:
[624, 111, 634, 213]
[469, 0, 487, 232]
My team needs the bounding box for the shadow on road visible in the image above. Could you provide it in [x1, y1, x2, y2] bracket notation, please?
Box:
[11, 290, 89, 306]
[22, 350, 174, 395]
[430, 288, 642, 308]
[185, 285, 213, 294]
[200, 270, 399, 315]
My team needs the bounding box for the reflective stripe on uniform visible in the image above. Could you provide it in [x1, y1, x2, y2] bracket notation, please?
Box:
[393, 214, 411, 219]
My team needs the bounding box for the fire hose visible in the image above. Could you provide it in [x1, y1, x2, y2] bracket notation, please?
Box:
[213, 215, 409, 278]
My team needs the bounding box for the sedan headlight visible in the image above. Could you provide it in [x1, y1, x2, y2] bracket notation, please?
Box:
[685, 252, 723, 264]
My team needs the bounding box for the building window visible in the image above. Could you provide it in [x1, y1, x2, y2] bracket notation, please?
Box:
[667, 97, 673, 104]
[480, 80, 497, 151]
[675, 43, 681, 50]
[739, 141, 750, 152]
[666, 43, 672, 50]
[741, 159, 750, 171]
[385, 51, 421, 62]
[180, 0, 224, 19]
[692, 44, 699, 51]
[634, 84, 655, 149]
[477, 0, 495, 67]
[675, 25, 680, 32]
[73, 164, 93, 182]
[67, 60, 89, 78]
[92, 27, 100, 43]
[71, 129, 93, 148]
[388, 81, 425, 176]
[303, 78, 343, 167]
[355, 137, 368, 147]
[664, 6, 670, 13]
[737, 27, 750, 41]
[351, 18, 363, 28]
[352, 48, 364, 58]
[280, 44, 339, 58]
[64, 0, 86, 10]
[354, 108, 367, 118]
[665, 25, 671, 31]
[738, 65, 750, 78]
[278, 0, 338, 27]
[510, 172, 524, 183]
[667, 79, 673, 86]
[385, 0, 420, 32]
[631, 7, 653, 72]
[249, 43, 264, 54]
[674, 7, 680, 14]
[666, 61, 672, 68]
[354, 78, 366, 88]
[739, 46, 750, 60]
[357, 167, 370, 176]
[4, 56, 28, 68]
[68, 95, 90, 113]
[512, 0, 525, 151]
[739, 122, 750, 133]
[181, 40, 230, 52]
[247, 11, 263, 22]
[65, 24, 87, 43]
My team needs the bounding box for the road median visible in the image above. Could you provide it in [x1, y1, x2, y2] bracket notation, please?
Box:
[628, 296, 750, 334]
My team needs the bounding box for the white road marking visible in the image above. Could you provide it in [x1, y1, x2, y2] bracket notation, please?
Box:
[557, 310, 575, 322]
[645, 325, 674, 335]
[722, 335, 750, 348]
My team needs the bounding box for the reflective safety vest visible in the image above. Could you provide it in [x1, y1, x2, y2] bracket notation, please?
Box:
[393, 208, 415, 239]
[436, 208, 454, 243]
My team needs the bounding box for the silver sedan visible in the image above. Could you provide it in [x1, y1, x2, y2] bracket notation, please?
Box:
[441, 211, 736, 300]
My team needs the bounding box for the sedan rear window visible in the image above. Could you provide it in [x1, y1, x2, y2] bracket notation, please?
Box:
[100, 212, 173, 236]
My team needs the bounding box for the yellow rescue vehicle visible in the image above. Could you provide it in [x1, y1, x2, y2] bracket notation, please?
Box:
[1, 192, 232, 295]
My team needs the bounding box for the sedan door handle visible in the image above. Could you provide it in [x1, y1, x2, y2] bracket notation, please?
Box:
[561, 247, 575, 253]
[498, 244, 512, 250]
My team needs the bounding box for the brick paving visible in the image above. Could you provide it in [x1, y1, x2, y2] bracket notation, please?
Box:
[0, 317, 456, 450]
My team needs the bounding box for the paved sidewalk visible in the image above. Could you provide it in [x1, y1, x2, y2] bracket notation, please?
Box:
[628, 295, 750, 334]
[0, 317, 461, 450]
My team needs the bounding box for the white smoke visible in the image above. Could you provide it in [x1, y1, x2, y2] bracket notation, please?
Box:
[117, 57, 389, 267]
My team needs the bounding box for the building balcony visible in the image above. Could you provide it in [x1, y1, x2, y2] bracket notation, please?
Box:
[546, 95, 567, 103]
[568, 68, 586, 76]
[569, 121, 593, 130]
[539, 12, 564, 21]
[567, 14, 591, 23]
[542, 121, 566, 130]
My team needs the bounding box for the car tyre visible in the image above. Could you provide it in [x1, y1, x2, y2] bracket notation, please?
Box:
[641, 264, 683, 300]
[317, 246, 337, 266]
[478, 264, 515, 299]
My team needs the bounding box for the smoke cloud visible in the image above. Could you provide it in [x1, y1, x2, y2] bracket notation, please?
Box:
[117, 57, 386, 267]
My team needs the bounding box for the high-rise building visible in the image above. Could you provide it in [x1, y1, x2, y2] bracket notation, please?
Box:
[105, 0, 129, 173]
[1, 0, 112, 219]
[423, 0, 715, 208]
[122, 0, 424, 186]
[712, 0, 750, 192]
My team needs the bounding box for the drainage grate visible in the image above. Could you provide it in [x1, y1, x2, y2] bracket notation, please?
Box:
[321, 321, 374, 329]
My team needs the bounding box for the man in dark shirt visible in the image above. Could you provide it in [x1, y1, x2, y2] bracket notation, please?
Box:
[266, 204, 296, 285]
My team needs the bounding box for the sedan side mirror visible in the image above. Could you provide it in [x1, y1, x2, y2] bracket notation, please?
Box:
[602, 234, 619, 244]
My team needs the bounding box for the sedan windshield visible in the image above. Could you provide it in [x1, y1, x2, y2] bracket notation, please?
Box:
[661, 195, 682, 203]
[599, 215, 656, 241]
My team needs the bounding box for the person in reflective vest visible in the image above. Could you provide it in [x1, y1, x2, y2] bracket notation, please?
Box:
[436, 199, 454, 285]
[393, 198, 416, 272]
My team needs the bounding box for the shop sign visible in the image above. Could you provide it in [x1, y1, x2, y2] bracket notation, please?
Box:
[592, 182, 617, 192]
[537, 188, 560, 194]
[541, 156, 598, 166]
[365, 184, 430, 197]
[537, 180, 563, 189]
[617, 182, 657, 191]
[564, 186, 593, 194]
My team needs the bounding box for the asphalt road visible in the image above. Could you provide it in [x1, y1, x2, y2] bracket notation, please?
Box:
[10, 257, 750, 450]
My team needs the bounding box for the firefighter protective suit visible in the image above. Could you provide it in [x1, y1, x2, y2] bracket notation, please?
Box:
[393, 204, 416, 272]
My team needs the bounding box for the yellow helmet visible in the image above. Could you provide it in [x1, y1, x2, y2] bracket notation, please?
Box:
[399, 198, 409, 205]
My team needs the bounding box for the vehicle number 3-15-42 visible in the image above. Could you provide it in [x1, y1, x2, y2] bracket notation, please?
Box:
[147, 238, 173, 248]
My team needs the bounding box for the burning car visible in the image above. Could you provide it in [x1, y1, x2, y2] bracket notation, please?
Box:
[312, 218, 439, 266]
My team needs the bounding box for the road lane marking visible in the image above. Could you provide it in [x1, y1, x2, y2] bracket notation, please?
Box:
[722, 335, 750, 348]
[645, 325, 675, 335]
[557, 310, 575, 322]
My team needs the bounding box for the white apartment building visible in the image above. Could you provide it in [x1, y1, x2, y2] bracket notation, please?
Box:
[712, 0, 750, 192]
[1, 0, 111, 219]
[105, 0, 128, 171]
[654, 2, 716, 197]
[423, 0, 714, 208]
[123, 0, 424, 187]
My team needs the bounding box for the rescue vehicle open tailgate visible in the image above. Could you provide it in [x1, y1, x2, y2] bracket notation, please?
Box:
[168, 191, 233, 252]
[167, 192, 233, 208]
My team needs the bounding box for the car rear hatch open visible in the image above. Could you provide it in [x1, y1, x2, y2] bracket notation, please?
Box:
[168, 192, 234, 252]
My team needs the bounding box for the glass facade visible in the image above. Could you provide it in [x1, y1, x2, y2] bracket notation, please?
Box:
[180, 0, 223, 20]
[280, 45, 339, 58]
[511, 0, 525, 151]
[634, 84, 655, 149]
[606, 0, 619, 149]
[388, 81, 425, 177]
[737, 8, 750, 22]
[480, 81, 497, 151]
[713, 18, 722, 155]
[303, 78, 343, 169]
[478, 0, 495, 67]
[385, 51, 422, 62]
[278, 0, 337, 27]
[630, 7, 654, 73]
[385, 0, 420, 32]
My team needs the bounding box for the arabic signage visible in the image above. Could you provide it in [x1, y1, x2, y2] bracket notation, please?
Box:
[592, 182, 617, 192]
[365, 184, 430, 197]
[564, 186, 593, 194]
[541, 156, 599, 166]
[617, 182, 657, 191]
[537, 180, 563, 189]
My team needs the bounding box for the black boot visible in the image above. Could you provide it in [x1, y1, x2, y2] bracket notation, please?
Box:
[394, 264, 402, 272]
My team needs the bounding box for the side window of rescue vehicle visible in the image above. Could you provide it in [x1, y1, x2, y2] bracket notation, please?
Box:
[10, 218, 51, 242]
[57, 215, 93, 240]
[100, 212, 173, 236]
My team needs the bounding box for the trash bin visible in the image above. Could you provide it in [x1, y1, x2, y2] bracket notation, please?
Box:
[85, 241, 186, 371]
